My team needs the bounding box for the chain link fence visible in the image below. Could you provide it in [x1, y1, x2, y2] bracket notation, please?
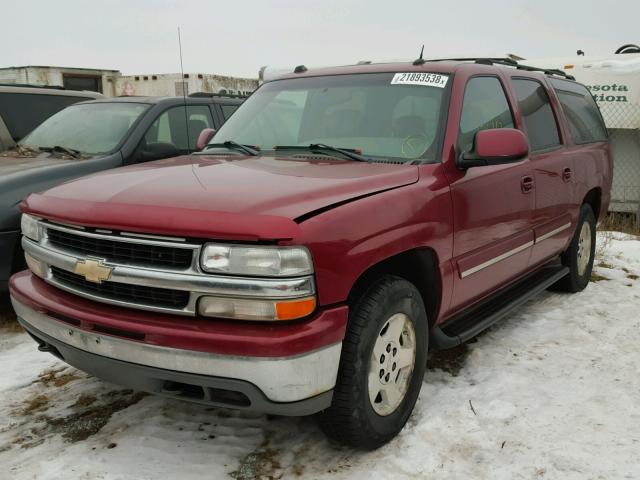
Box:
[600, 102, 640, 216]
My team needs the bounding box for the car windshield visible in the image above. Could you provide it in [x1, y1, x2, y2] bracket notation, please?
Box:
[20, 102, 149, 155]
[208, 72, 449, 162]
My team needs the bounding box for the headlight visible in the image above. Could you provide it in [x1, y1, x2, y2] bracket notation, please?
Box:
[21, 214, 42, 242]
[200, 244, 313, 277]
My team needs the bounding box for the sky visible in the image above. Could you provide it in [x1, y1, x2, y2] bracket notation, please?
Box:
[2, 0, 639, 79]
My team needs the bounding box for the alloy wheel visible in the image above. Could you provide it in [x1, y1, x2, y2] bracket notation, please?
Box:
[368, 313, 417, 416]
[577, 221, 592, 276]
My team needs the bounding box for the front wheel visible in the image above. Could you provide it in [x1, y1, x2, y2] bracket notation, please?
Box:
[318, 275, 428, 450]
[553, 204, 596, 292]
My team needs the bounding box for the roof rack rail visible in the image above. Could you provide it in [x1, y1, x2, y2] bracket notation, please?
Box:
[427, 57, 519, 65]
[188, 91, 249, 99]
[426, 57, 575, 80]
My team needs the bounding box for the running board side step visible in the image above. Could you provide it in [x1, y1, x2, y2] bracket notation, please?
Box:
[431, 265, 569, 350]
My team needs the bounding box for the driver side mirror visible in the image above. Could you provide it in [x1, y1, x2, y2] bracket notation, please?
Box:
[458, 128, 529, 169]
[196, 128, 216, 151]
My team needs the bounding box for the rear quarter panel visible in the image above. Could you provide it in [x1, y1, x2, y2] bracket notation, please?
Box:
[570, 142, 612, 222]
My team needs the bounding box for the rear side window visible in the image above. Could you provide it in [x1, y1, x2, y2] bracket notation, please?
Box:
[0, 93, 87, 141]
[458, 76, 514, 153]
[550, 78, 608, 144]
[511, 79, 560, 152]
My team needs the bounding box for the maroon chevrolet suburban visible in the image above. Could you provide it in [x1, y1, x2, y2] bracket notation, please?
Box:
[10, 58, 611, 449]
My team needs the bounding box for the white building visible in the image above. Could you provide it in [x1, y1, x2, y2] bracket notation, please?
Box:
[115, 72, 256, 97]
[0, 65, 119, 94]
[0, 65, 257, 98]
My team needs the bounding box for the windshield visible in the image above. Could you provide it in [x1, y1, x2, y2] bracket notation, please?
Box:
[20, 102, 149, 155]
[208, 72, 449, 162]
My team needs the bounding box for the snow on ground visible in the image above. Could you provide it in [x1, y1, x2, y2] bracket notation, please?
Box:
[1, 233, 639, 480]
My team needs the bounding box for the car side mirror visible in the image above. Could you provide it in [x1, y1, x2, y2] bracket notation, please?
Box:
[196, 128, 216, 151]
[458, 128, 529, 169]
[140, 142, 180, 161]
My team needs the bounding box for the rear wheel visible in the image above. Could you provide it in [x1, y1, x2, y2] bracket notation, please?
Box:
[318, 275, 428, 450]
[553, 204, 596, 292]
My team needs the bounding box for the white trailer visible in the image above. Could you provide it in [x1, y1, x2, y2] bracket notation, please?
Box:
[527, 46, 640, 216]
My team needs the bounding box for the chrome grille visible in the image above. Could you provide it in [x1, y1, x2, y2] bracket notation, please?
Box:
[22, 219, 316, 316]
[51, 267, 190, 310]
[47, 226, 194, 269]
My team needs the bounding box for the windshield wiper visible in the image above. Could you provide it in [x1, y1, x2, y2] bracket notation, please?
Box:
[206, 141, 260, 156]
[12, 145, 40, 155]
[39, 145, 82, 158]
[274, 144, 368, 162]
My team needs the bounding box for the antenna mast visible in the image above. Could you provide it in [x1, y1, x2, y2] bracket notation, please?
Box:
[413, 45, 426, 65]
[178, 27, 191, 152]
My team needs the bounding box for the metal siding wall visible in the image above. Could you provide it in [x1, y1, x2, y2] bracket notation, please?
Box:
[0, 69, 28, 84]
[610, 128, 640, 213]
[113, 74, 257, 98]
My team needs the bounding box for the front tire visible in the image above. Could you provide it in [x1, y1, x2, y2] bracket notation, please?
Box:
[553, 204, 596, 292]
[318, 275, 428, 450]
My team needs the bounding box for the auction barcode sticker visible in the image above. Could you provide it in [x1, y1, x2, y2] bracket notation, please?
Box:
[391, 72, 449, 88]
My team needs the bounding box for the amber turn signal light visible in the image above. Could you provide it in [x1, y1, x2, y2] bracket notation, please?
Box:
[275, 297, 316, 320]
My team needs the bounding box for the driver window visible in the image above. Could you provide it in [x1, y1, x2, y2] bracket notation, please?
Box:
[458, 77, 514, 154]
[143, 105, 213, 153]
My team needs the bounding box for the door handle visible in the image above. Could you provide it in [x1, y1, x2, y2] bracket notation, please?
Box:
[521, 175, 535, 193]
[562, 167, 572, 182]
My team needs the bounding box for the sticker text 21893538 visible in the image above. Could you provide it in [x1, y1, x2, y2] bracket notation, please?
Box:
[391, 73, 449, 88]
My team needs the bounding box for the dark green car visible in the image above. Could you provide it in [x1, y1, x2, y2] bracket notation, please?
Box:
[0, 94, 244, 290]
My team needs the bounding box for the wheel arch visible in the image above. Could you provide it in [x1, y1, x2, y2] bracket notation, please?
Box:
[583, 187, 602, 221]
[347, 247, 441, 327]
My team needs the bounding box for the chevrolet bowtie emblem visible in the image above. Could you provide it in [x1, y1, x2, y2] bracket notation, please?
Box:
[74, 259, 113, 284]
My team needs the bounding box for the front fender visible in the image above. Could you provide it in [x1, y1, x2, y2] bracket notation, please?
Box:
[288, 168, 453, 307]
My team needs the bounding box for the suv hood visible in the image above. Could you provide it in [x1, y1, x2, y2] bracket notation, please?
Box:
[23, 154, 419, 241]
[0, 151, 77, 176]
[1, 151, 118, 231]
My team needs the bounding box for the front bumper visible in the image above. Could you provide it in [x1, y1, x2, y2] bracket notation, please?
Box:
[10, 272, 349, 414]
[13, 298, 338, 414]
